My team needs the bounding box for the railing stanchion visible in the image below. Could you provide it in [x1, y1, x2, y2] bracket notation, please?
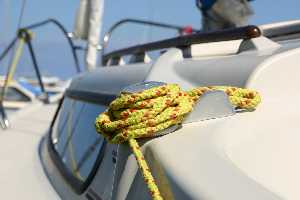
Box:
[22, 29, 49, 103]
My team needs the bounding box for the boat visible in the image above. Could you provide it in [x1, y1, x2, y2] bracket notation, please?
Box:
[0, 75, 69, 129]
[0, 76, 36, 110]
[1, 1, 300, 200]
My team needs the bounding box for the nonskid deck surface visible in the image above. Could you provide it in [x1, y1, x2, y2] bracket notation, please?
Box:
[0, 103, 60, 200]
[5, 102, 58, 135]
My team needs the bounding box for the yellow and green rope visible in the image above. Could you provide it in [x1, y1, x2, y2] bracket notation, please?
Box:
[95, 84, 261, 200]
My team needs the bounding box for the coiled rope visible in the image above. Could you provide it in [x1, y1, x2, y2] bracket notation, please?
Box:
[95, 84, 261, 200]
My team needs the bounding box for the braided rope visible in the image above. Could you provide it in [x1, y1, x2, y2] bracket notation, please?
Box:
[95, 84, 261, 200]
[129, 139, 163, 200]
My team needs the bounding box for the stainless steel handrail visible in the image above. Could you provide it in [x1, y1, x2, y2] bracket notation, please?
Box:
[101, 18, 199, 55]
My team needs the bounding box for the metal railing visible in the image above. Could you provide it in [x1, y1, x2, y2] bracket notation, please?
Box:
[101, 18, 200, 57]
[102, 25, 261, 65]
[23, 18, 81, 73]
[0, 18, 81, 129]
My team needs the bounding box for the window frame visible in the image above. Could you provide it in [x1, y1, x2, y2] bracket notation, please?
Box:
[47, 90, 114, 194]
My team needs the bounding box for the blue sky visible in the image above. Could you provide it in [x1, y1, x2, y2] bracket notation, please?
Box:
[2, 0, 300, 43]
[0, 0, 300, 78]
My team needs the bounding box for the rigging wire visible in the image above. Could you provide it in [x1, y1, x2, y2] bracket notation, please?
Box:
[0, 0, 28, 129]
[5, 0, 28, 76]
[17, 0, 27, 29]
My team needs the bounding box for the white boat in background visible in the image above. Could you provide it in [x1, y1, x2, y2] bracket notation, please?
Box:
[0, 75, 69, 130]
[1, 1, 300, 199]
[0, 76, 68, 113]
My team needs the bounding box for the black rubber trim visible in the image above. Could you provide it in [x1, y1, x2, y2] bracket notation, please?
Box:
[86, 189, 104, 200]
[47, 96, 108, 194]
[86, 193, 95, 200]
[102, 25, 261, 65]
[49, 96, 64, 134]
[65, 89, 116, 105]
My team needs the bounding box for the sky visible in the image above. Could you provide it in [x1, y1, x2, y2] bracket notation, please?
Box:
[0, 0, 300, 78]
[2, 0, 300, 42]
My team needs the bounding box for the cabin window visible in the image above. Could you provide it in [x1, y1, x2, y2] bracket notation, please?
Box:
[50, 97, 106, 191]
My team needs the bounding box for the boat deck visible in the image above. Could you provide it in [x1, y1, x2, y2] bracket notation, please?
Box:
[0, 102, 60, 200]
[6, 102, 58, 135]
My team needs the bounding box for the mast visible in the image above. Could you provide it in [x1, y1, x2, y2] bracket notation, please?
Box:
[73, 0, 104, 71]
[86, 0, 104, 70]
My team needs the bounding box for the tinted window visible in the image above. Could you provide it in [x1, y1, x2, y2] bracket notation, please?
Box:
[51, 97, 106, 182]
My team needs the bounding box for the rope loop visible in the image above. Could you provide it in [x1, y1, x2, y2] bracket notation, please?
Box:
[95, 84, 261, 144]
[95, 84, 261, 200]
